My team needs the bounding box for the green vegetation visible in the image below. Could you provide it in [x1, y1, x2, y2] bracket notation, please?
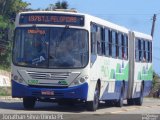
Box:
[152, 71, 160, 90]
[149, 71, 160, 97]
[0, 87, 11, 96]
[46, 1, 69, 10]
[0, 0, 30, 71]
[0, 0, 69, 71]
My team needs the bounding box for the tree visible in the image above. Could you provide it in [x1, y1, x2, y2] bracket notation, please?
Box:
[0, 0, 30, 20]
[0, 0, 30, 71]
[149, 71, 160, 97]
[55, 1, 68, 9]
[153, 71, 160, 89]
[46, 1, 69, 10]
[45, 4, 55, 11]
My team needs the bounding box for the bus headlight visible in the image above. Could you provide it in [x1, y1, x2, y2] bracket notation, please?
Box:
[13, 75, 26, 84]
[70, 76, 88, 87]
[13, 75, 18, 81]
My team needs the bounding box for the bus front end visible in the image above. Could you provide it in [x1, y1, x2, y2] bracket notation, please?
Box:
[11, 11, 90, 109]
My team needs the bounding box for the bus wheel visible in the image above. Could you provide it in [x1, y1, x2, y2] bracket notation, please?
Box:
[105, 100, 114, 107]
[23, 97, 36, 110]
[135, 85, 144, 106]
[116, 86, 124, 107]
[127, 99, 134, 105]
[86, 84, 100, 111]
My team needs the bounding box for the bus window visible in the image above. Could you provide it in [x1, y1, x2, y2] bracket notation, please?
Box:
[116, 33, 119, 58]
[109, 30, 112, 57]
[105, 28, 110, 56]
[118, 33, 122, 59]
[96, 26, 103, 55]
[91, 24, 103, 55]
[135, 39, 139, 62]
[140, 40, 144, 62]
[101, 28, 105, 55]
[138, 39, 142, 61]
[142, 40, 146, 62]
[145, 40, 148, 62]
[122, 34, 128, 60]
[149, 41, 152, 62]
[111, 31, 116, 58]
[13, 28, 49, 67]
[91, 24, 97, 54]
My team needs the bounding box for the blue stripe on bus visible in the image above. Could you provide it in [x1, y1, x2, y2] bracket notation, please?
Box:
[132, 80, 152, 98]
[101, 80, 152, 100]
[12, 80, 88, 100]
[101, 81, 128, 100]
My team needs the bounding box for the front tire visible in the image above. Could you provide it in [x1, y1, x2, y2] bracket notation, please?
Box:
[86, 84, 100, 111]
[105, 100, 114, 107]
[127, 99, 134, 105]
[23, 97, 36, 110]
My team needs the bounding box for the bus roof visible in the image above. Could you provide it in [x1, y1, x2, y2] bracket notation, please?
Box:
[133, 31, 152, 40]
[19, 10, 80, 15]
[85, 14, 129, 34]
[18, 11, 129, 34]
[18, 11, 151, 39]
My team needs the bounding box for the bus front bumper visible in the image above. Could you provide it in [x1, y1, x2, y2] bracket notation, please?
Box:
[11, 80, 88, 100]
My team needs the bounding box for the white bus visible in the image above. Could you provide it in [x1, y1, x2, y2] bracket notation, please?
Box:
[12, 10, 153, 111]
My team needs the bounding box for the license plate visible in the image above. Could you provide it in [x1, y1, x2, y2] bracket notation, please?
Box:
[41, 90, 54, 96]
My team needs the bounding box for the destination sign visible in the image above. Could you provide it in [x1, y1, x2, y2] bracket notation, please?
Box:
[28, 29, 46, 35]
[19, 13, 84, 26]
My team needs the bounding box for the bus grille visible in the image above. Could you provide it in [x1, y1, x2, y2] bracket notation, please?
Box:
[27, 71, 70, 81]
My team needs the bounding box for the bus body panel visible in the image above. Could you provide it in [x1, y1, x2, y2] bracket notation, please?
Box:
[12, 80, 88, 100]
[89, 55, 129, 101]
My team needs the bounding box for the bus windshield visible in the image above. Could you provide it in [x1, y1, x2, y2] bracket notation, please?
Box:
[13, 27, 89, 68]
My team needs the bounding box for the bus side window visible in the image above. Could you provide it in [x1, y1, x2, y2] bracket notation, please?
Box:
[91, 24, 97, 54]
[111, 31, 116, 58]
[104, 28, 110, 56]
[148, 41, 152, 62]
[122, 34, 128, 60]
[100, 27, 105, 55]
[140, 40, 144, 62]
[150, 42, 152, 62]
[125, 35, 128, 60]
[138, 39, 141, 62]
[145, 40, 148, 62]
[118, 33, 122, 59]
[109, 30, 112, 57]
[116, 32, 119, 58]
[143, 40, 146, 62]
[91, 24, 103, 55]
[96, 26, 103, 55]
[135, 39, 139, 62]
